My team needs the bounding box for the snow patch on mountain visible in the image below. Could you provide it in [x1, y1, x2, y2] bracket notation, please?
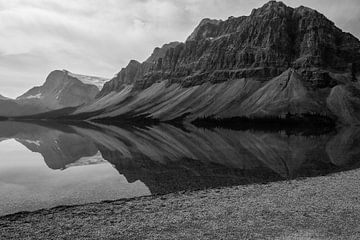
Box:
[24, 93, 42, 99]
[24, 139, 41, 147]
[65, 70, 109, 90]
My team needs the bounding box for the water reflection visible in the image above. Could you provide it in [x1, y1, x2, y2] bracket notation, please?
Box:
[0, 120, 359, 215]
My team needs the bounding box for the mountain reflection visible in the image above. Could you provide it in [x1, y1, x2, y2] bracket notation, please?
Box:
[0, 121, 359, 195]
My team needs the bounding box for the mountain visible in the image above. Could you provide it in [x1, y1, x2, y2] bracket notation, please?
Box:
[15, 1, 360, 124]
[0, 95, 10, 100]
[0, 70, 108, 117]
[64, 70, 108, 90]
[17, 70, 105, 109]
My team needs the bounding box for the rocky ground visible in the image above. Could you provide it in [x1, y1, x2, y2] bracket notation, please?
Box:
[1, 169, 360, 240]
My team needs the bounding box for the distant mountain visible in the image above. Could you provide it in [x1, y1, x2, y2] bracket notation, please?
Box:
[0, 95, 11, 100]
[14, 1, 360, 124]
[0, 70, 108, 117]
[17, 70, 105, 109]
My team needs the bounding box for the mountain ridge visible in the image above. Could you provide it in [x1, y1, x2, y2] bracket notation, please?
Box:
[7, 1, 360, 125]
[96, 0, 359, 95]
[0, 70, 108, 117]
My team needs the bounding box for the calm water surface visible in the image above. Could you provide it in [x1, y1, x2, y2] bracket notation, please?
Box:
[0, 121, 359, 215]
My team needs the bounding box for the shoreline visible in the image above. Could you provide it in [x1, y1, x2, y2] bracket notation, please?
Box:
[1, 169, 360, 239]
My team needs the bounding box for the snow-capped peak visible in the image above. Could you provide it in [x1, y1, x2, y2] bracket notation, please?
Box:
[64, 70, 109, 90]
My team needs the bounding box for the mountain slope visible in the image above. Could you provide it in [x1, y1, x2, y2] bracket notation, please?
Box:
[327, 84, 360, 124]
[17, 70, 102, 109]
[19, 1, 360, 124]
[0, 70, 108, 117]
[223, 69, 329, 118]
[99, 1, 359, 92]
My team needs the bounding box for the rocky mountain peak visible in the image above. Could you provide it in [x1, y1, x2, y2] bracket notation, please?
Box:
[17, 70, 100, 110]
[146, 42, 181, 63]
[294, 5, 320, 17]
[94, 1, 360, 97]
[76, 1, 360, 125]
[96, 60, 142, 98]
[39, 70, 86, 91]
[127, 60, 140, 66]
[250, 1, 291, 17]
[7, 1, 360, 125]
[186, 18, 222, 42]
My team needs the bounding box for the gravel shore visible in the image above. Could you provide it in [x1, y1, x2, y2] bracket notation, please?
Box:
[1, 170, 360, 240]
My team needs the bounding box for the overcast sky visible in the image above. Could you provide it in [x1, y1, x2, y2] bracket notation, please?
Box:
[0, 0, 359, 98]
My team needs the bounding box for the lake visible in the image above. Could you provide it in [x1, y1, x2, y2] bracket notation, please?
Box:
[0, 121, 359, 216]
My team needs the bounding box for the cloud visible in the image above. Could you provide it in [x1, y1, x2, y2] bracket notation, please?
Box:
[0, 0, 359, 98]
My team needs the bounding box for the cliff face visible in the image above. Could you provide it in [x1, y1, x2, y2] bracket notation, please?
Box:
[34, 1, 360, 124]
[100, 1, 359, 94]
[97, 41, 183, 98]
[97, 60, 142, 98]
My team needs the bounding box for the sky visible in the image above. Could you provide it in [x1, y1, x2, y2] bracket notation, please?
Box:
[0, 0, 359, 98]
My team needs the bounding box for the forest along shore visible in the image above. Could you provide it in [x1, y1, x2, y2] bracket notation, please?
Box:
[1, 169, 360, 239]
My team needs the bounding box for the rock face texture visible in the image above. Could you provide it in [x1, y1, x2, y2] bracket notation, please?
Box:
[97, 60, 142, 98]
[68, 1, 360, 124]
[97, 42, 182, 98]
[20, 1, 360, 124]
[98, 1, 359, 91]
